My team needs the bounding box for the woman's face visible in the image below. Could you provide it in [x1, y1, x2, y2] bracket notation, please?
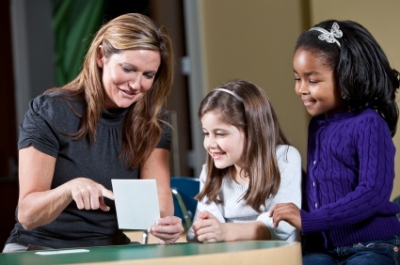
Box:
[97, 48, 161, 110]
[293, 48, 344, 117]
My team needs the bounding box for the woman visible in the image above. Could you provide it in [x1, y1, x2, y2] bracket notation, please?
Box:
[3, 13, 183, 252]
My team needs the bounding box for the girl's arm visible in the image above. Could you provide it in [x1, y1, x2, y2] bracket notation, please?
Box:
[301, 114, 397, 234]
[260, 146, 302, 240]
[270, 203, 302, 230]
[17, 146, 114, 230]
[192, 211, 271, 242]
[186, 164, 226, 242]
[188, 164, 276, 242]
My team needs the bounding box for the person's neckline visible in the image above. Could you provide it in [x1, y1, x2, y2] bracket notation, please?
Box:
[100, 108, 129, 126]
[317, 109, 356, 124]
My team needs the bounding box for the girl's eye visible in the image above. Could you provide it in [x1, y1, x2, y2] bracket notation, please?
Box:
[309, 80, 317, 84]
[216, 133, 225, 137]
[202, 132, 209, 136]
[294, 77, 300, 82]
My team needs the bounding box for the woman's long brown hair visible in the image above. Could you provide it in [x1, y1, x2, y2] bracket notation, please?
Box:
[46, 13, 174, 169]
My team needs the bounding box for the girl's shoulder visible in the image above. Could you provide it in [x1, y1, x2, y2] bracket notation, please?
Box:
[355, 109, 391, 136]
[199, 164, 207, 181]
[276, 144, 301, 161]
[347, 108, 388, 130]
[359, 108, 384, 119]
[310, 108, 386, 128]
[327, 108, 382, 121]
[276, 145, 302, 172]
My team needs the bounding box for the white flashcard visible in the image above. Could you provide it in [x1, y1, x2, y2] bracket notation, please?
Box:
[112, 179, 160, 230]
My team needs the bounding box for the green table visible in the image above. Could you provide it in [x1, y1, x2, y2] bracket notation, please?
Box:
[0, 241, 302, 265]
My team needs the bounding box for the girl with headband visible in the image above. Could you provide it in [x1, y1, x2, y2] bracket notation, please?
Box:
[271, 20, 400, 264]
[187, 79, 302, 243]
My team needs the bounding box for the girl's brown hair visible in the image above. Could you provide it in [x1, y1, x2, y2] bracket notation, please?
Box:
[197, 79, 290, 212]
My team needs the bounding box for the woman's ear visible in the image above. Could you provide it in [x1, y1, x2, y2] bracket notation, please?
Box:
[96, 45, 104, 68]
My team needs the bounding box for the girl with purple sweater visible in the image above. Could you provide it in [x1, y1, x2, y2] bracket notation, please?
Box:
[270, 20, 400, 264]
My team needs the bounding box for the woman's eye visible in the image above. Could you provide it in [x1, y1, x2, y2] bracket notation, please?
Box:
[122, 66, 133, 72]
[144, 73, 156, 79]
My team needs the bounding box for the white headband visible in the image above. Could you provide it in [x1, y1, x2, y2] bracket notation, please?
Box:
[214, 88, 243, 102]
[309, 22, 343, 48]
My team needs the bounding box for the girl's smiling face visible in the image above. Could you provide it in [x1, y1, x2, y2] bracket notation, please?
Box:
[201, 110, 245, 172]
[293, 48, 345, 117]
[97, 48, 161, 110]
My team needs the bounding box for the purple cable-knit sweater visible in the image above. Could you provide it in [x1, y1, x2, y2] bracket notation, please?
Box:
[301, 108, 400, 249]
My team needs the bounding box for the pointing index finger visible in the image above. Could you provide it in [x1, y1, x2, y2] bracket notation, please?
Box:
[102, 188, 114, 200]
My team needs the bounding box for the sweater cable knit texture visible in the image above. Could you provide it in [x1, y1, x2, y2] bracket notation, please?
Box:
[301, 108, 400, 249]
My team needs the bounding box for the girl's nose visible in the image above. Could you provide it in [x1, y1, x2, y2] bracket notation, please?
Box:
[204, 136, 216, 148]
[297, 82, 309, 95]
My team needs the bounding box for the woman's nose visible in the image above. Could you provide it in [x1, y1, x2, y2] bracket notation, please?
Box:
[128, 77, 141, 90]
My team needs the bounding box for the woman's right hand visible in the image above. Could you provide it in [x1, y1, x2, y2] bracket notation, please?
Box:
[18, 146, 113, 230]
[68, 177, 114, 211]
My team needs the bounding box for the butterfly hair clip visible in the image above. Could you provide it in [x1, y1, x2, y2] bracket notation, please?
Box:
[309, 22, 343, 48]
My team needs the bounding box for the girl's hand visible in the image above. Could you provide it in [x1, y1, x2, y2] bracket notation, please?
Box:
[68, 177, 114, 211]
[148, 216, 185, 244]
[192, 211, 226, 243]
[270, 203, 302, 230]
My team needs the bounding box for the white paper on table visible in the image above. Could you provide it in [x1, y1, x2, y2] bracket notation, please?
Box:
[111, 179, 160, 230]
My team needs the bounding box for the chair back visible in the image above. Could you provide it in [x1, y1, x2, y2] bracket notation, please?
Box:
[170, 177, 200, 230]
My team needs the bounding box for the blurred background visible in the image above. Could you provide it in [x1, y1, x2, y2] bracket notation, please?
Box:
[0, 0, 399, 248]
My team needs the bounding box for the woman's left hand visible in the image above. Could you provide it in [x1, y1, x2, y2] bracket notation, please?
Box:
[148, 216, 184, 244]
